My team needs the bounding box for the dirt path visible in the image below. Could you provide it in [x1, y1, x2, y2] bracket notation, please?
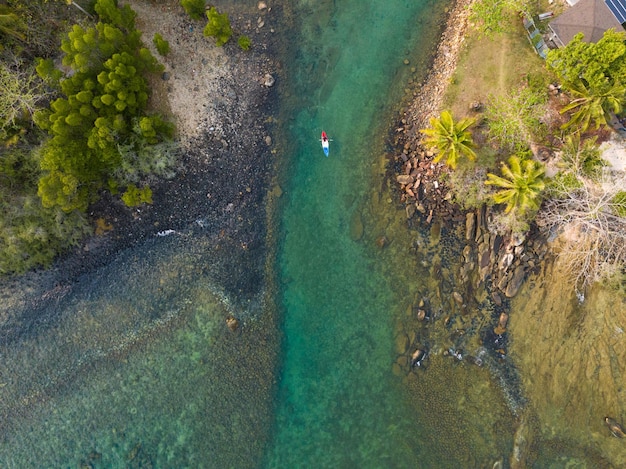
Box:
[497, 35, 509, 95]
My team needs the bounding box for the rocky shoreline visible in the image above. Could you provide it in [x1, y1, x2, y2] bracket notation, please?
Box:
[391, 0, 551, 331]
[0, 1, 281, 334]
[387, 2, 557, 444]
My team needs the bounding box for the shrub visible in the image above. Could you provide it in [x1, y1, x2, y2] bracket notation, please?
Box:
[447, 161, 494, 210]
[613, 191, 626, 217]
[153, 33, 170, 56]
[484, 86, 548, 152]
[238, 35, 251, 51]
[180, 0, 206, 21]
[121, 184, 153, 206]
[203, 7, 232, 46]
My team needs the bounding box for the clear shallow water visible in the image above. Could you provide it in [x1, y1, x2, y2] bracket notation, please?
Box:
[0, 233, 278, 467]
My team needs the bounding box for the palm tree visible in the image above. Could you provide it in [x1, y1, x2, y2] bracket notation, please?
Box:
[420, 110, 476, 169]
[485, 155, 546, 215]
[560, 79, 626, 132]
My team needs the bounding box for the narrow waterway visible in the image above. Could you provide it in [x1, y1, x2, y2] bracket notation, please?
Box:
[265, 0, 484, 466]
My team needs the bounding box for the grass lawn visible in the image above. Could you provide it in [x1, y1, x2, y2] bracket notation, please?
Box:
[442, 16, 547, 119]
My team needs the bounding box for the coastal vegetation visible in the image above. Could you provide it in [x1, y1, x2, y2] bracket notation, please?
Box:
[420, 110, 476, 169]
[153, 33, 170, 56]
[421, 2, 626, 290]
[203, 7, 233, 47]
[485, 153, 546, 216]
[180, 0, 205, 21]
[0, 0, 176, 275]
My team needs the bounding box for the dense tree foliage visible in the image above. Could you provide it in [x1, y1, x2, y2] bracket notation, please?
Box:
[33, 0, 174, 213]
[547, 30, 626, 132]
[547, 30, 626, 87]
[0, 0, 177, 274]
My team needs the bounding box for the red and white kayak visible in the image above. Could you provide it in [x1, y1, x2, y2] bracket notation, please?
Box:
[320, 131, 330, 157]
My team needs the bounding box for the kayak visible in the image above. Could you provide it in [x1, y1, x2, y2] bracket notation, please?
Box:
[320, 131, 329, 157]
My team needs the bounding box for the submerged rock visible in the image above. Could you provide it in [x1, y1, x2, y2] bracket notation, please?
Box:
[349, 211, 364, 241]
[505, 266, 525, 298]
[605, 417, 626, 438]
[226, 315, 240, 332]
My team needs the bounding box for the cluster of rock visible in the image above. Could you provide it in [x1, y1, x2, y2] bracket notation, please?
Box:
[459, 207, 549, 301]
[399, 0, 474, 132]
[394, 147, 452, 223]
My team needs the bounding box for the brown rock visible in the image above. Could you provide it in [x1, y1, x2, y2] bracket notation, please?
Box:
[505, 266, 526, 298]
[376, 236, 388, 248]
[397, 174, 414, 185]
[452, 291, 463, 304]
[491, 291, 502, 306]
[498, 312, 509, 329]
[465, 212, 476, 241]
[410, 348, 426, 367]
[395, 333, 409, 354]
[226, 315, 240, 332]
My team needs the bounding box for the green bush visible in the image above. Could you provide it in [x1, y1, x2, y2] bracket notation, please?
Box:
[238, 35, 251, 51]
[153, 33, 170, 56]
[545, 171, 583, 199]
[0, 198, 91, 275]
[203, 7, 232, 46]
[613, 191, 626, 217]
[180, 0, 206, 20]
[121, 184, 153, 206]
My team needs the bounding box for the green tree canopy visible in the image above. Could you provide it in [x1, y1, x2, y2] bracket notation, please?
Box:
[559, 78, 625, 132]
[32, 0, 172, 212]
[204, 7, 233, 47]
[547, 29, 626, 87]
[180, 0, 206, 21]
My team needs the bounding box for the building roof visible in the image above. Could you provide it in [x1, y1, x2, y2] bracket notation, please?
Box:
[549, 0, 624, 45]
[606, 0, 626, 24]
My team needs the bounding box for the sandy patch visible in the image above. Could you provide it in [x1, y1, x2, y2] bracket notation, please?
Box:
[600, 134, 626, 172]
[125, 0, 228, 141]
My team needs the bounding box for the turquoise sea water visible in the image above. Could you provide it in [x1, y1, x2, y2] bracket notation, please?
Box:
[266, 0, 451, 467]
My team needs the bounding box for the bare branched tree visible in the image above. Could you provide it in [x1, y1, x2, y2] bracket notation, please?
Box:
[536, 170, 626, 291]
[0, 57, 54, 131]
